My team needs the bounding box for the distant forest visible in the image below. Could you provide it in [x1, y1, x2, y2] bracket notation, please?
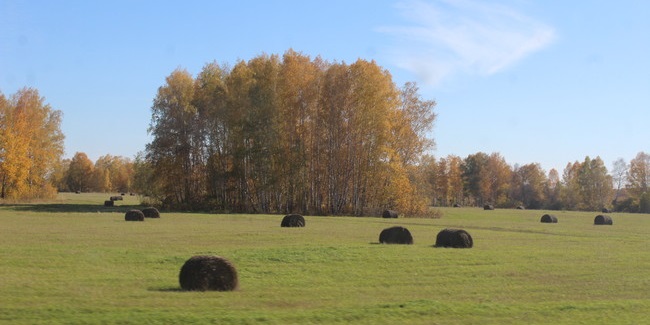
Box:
[2, 50, 650, 214]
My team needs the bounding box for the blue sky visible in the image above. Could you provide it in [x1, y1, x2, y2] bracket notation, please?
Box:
[1, 0, 648, 173]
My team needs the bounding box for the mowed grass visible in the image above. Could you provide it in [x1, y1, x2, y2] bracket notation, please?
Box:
[1, 193, 649, 324]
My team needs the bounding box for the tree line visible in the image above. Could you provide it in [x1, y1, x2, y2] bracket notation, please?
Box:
[50, 152, 134, 194]
[140, 50, 437, 216]
[420, 152, 650, 213]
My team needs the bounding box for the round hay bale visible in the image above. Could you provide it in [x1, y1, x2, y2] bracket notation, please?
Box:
[601, 208, 610, 213]
[484, 204, 494, 210]
[382, 210, 398, 218]
[435, 228, 473, 248]
[104, 200, 114, 207]
[125, 209, 144, 221]
[142, 207, 160, 218]
[453, 203, 461, 208]
[516, 205, 525, 210]
[281, 214, 305, 227]
[179, 255, 238, 291]
[540, 214, 558, 223]
[378, 226, 413, 244]
[594, 214, 613, 225]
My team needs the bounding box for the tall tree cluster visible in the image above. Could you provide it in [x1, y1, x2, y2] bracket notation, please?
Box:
[144, 50, 436, 215]
[425, 152, 650, 213]
[54, 152, 134, 193]
[0, 88, 64, 200]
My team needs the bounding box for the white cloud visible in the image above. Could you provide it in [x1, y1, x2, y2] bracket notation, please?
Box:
[380, 0, 556, 86]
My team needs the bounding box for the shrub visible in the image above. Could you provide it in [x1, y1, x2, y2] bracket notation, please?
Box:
[435, 228, 473, 248]
[125, 209, 145, 221]
[382, 210, 398, 218]
[142, 207, 160, 218]
[378, 226, 413, 244]
[594, 215, 613, 225]
[281, 214, 305, 227]
[179, 255, 238, 291]
[540, 214, 558, 223]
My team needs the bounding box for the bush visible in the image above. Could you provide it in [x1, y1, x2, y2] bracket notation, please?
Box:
[382, 210, 398, 218]
[179, 255, 238, 291]
[378, 226, 413, 244]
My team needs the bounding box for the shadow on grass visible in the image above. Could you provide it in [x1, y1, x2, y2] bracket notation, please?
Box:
[150, 287, 184, 292]
[2, 203, 144, 213]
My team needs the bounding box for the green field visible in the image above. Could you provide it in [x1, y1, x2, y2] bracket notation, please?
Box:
[1, 193, 649, 324]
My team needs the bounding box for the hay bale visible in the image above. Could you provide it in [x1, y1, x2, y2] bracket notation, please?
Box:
[594, 214, 613, 225]
[281, 214, 305, 227]
[142, 207, 160, 218]
[540, 214, 558, 223]
[484, 204, 494, 210]
[601, 208, 610, 213]
[516, 205, 525, 210]
[378, 226, 413, 244]
[125, 209, 145, 221]
[179, 255, 238, 291]
[382, 210, 398, 218]
[110, 196, 123, 201]
[453, 203, 461, 208]
[104, 200, 114, 207]
[435, 228, 473, 248]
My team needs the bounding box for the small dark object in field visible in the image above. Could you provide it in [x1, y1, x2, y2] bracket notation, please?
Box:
[435, 228, 473, 248]
[142, 207, 160, 218]
[281, 214, 305, 227]
[382, 210, 398, 218]
[516, 205, 525, 210]
[75, 190, 81, 194]
[540, 214, 558, 223]
[453, 203, 461, 208]
[379, 226, 413, 244]
[179, 255, 238, 291]
[594, 215, 613, 225]
[121, 193, 125, 196]
[601, 208, 610, 213]
[110, 196, 123, 201]
[125, 209, 144, 221]
[484, 204, 494, 210]
[104, 200, 114, 207]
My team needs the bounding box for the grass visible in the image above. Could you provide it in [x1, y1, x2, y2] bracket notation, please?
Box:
[0, 193, 649, 324]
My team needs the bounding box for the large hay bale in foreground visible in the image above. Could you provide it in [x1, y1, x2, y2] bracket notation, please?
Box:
[379, 226, 413, 244]
[382, 210, 398, 218]
[484, 204, 494, 210]
[124, 209, 145, 221]
[104, 200, 114, 207]
[435, 228, 473, 248]
[594, 214, 613, 225]
[179, 255, 238, 291]
[281, 214, 305, 227]
[142, 207, 160, 218]
[540, 214, 558, 223]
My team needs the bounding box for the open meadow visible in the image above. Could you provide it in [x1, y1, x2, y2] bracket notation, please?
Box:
[1, 193, 649, 324]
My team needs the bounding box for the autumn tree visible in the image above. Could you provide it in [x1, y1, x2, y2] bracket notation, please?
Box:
[627, 152, 650, 200]
[511, 163, 547, 209]
[0, 88, 64, 199]
[147, 69, 205, 208]
[66, 152, 94, 192]
[611, 158, 628, 205]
